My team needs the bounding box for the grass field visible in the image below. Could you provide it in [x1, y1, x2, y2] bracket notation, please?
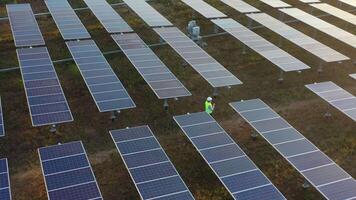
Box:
[0, 0, 355, 199]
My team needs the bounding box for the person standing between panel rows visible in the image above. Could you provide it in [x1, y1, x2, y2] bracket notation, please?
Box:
[205, 97, 215, 114]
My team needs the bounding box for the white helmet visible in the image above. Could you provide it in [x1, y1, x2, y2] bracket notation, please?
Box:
[207, 97, 213, 101]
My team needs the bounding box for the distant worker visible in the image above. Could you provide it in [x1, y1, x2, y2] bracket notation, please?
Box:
[205, 97, 215, 114]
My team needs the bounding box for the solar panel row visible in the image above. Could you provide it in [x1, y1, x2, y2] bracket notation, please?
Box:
[0, 97, 4, 137]
[66, 40, 136, 112]
[306, 81, 356, 121]
[258, 0, 291, 8]
[112, 33, 191, 99]
[181, 0, 227, 19]
[230, 99, 356, 200]
[220, 0, 261, 13]
[0, 158, 11, 200]
[6, 4, 45, 47]
[174, 112, 286, 200]
[311, 3, 356, 26]
[45, 0, 91, 40]
[338, 0, 356, 7]
[211, 18, 310, 72]
[279, 8, 356, 48]
[84, 0, 133, 33]
[298, 0, 321, 3]
[246, 13, 349, 62]
[16, 47, 73, 127]
[38, 141, 103, 200]
[123, 0, 173, 27]
[351, 74, 356, 80]
[110, 126, 195, 200]
[154, 27, 242, 88]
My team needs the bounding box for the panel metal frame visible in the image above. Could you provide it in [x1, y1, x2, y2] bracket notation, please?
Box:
[0, 97, 4, 137]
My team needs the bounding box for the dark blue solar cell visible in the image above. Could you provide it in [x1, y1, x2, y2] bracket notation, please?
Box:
[288, 151, 332, 171]
[81, 69, 114, 78]
[20, 59, 51, 67]
[93, 90, 129, 102]
[251, 118, 290, 133]
[137, 176, 187, 199]
[0, 189, 11, 200]
[174, 112, 214, 127]
[182, 122, 223, 138]
[21, 65, 54, 74]
[222, 170, 270, 193]
[28, 94, 65, 105]
[24, 79, 59, 89]
[0, 126, 3, 136]
[46, 167, 94, 191]
[111, 126, 152, 142]
[0, 159, 7, 173]
[49, 182, 101, 200]
[32, 111, 73, 126]
[302, 164, 350, 186]
[0, 174, 9, 188]
[191, 132, 233, 150]
[318, 178, 356, 200]
[240, 108, 279, 122]
[30, 102, 69, 115]
[130, 162, 176, 183]
[117, 137, 160, 155]
[144, 73, 175, 82]
[39, 141, 84, 161]
[86, 76, 118, 85]
[275, 139, 317, 157]
[27, 86, 62, 97]
[18, 52, 49, 60]
[23, 71, 57, 81]
[89, 82, 123, 93]
[42, 154, 89, 175]
[123, 149, 168, 169]
[262, 128, 304, 145]
[201, 144, 244, 163]
[153, 191, 194, 200]
[76, 57, 105, 65]
[211, 156, 255, 177]
[233, 184, 285, 200]
[71, 51, 102, 58]
[97, 99, 135, 112]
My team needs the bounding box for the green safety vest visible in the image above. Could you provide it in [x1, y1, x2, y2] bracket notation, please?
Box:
[205, 101, 213, 114]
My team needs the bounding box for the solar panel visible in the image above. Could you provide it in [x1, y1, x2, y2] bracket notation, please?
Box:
[298, 0, 321, 3]
[111, 33, 191, 99]
[0, 158, 11, 200]
[16, 47, 73, 127]
[6, 4, 45, 47]
[258, 0, 291, 8]
[84, 0, 133, 33]
[123, 0, 173, 27]
[45, 0, 91, 40]
[66, 40, 136, 112]
[338, 0, 356, 7]
[180, 0, 227, 19]
[38, 141, 103, 200]
[110, 126, 195, 200]
[211, 18, 310, 72]
[350, 74, 356, 80]
[311, 3, 356, 26]
[174, 112, 286, 200]
[0, 97, 4, 137]
[230, 99, 356, 200]
[246, 13, 349, 63]
[279, 8, 356, 48]
[306, 81, 356, 121]
[220, 0, 261, 13]
[154, 27, 242, 88]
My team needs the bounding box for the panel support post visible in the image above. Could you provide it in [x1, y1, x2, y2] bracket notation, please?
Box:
[111, 110, 120, 122]
[278, 12, 285, 22]
[278, 35, 283, 47]
[164, 99, 169, 111]
[317, 61, 323, 74]
[213, 88, 219, 97]
[247, 18, 253, 29]
[213, 24, 219, 34]
[50, 124, 56, 134]
[251, 131, 258, 140]
[278, 70, 284, 82]
[302, 180, 311, 189]
[242, 44, 247, 54]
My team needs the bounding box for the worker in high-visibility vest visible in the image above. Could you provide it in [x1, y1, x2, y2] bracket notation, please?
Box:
[205, 97, 215, 114]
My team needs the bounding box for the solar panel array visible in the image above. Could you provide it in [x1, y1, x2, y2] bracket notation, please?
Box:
[84, 0, 133, 33]
[17, 47, 73, 127]
[66, 40, 136, 112]
[220, 0, 261, 13]
[181, 0, 227, 19]
[306, 81, 356, 121]
[259, 0, 291, 8]
[212, 18, 310, 72]
[110, 126, 195, 200]
[311, 3, 356, 26]
[6, 4, 45, 47]
[45, 0, 91, 40]
[338, 0, 356, 7]
[38, 141, 103, 200]
[174, 112, 286, 200]
[351, 74, 356, 80]
[112, 33, 191, 99]
[0, 158, 11, 200]
[280, 8, 356, 48]
[123, 0, 173, 27]
[154, 27, 242, 87]
[230, 99, 356, 200]
[246, 13, 349, 62]
[0, 98, 4, 137]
